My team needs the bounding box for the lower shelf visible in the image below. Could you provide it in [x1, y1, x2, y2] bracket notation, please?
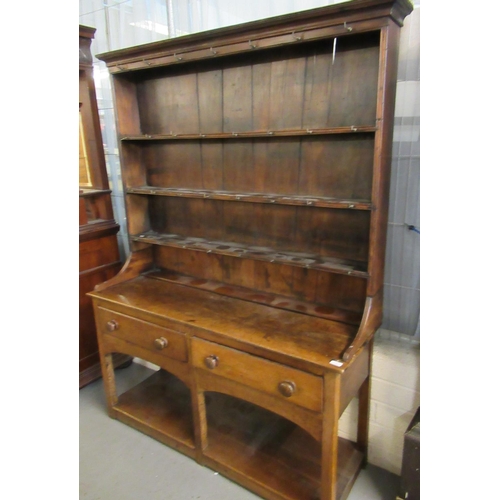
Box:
[113, 369, 195, 453]
[132, 231, 369, 277]
[204, 392, 363, 500]
[111, 367, 363, 500]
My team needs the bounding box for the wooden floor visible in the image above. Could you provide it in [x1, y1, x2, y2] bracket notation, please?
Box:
[80, 361, 401, 500]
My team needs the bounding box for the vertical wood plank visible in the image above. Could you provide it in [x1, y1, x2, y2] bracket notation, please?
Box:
[314, 272, 367, 314]
[253, 138, 301, 195]
[197, 67, 224, 190]
[321, 371, 341, 500]
[302, 42, 334, 129]
[200, 141, 224, 190]
[199, 199, 226, 242]
[251, 203, 297, 251]
[138, 71, 200, 134]
[155, 247, 226, 283]
[253, 260, 294, 297]
[295, 207, 370, 262]
[222, 140, 255, 192]
[145, 142, 202, 188]
[220, 256, 256, 289]
[298, 136, 374, 200]
[290, 266, 315, 303]
[221, 199, 256, 246]
[268, 51, 307, 130]
[151, 198, 225, 242]
[223, 64, 253, 132]
[197, 67, 223, 133]
[251, 57, 272, 131]
[326, 34, 380, 127]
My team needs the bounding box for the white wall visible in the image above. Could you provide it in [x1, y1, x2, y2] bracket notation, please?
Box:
[339, 330, 420, 475]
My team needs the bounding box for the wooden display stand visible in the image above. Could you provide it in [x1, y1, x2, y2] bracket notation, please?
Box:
[79, 26, 128, 387]
[89, 1, 413, 498]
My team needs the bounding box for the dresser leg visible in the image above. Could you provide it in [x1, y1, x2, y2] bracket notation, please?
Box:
[357, 339, 373, 465]
[321, 372, 341, 500]
[357, 376, 370, 464]
[191, 378, 208, 462]
[100, 352, 118, 414]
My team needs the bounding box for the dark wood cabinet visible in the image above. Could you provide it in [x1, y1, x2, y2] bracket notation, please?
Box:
[88, 1, 413, 498]
[79, 25, 128, 388]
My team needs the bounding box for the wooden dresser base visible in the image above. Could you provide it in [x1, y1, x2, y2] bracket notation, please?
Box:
[90, 274, 371, 500]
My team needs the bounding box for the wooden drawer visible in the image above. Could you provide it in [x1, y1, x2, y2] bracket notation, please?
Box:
[192, 338, 323, 412]
[96, 307, 187, 362]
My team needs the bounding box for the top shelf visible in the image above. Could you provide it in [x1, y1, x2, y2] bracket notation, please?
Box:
[121, 126, 377, 141]
[127, 187, 372, 210]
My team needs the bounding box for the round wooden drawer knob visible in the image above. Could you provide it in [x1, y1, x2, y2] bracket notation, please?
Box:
[204, 355, 219, 369]
[278, 381, 296, 397]
[153, 337, 169, 350]
[106, 320, 119, 332]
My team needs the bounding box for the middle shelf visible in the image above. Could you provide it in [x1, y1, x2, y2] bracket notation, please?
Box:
[120, 126, 377, 141]
[120, 133, 376, 202]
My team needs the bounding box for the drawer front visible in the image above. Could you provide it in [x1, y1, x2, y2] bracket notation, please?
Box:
[97, 307, 187, 362]
[192, 338, 322, 412]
